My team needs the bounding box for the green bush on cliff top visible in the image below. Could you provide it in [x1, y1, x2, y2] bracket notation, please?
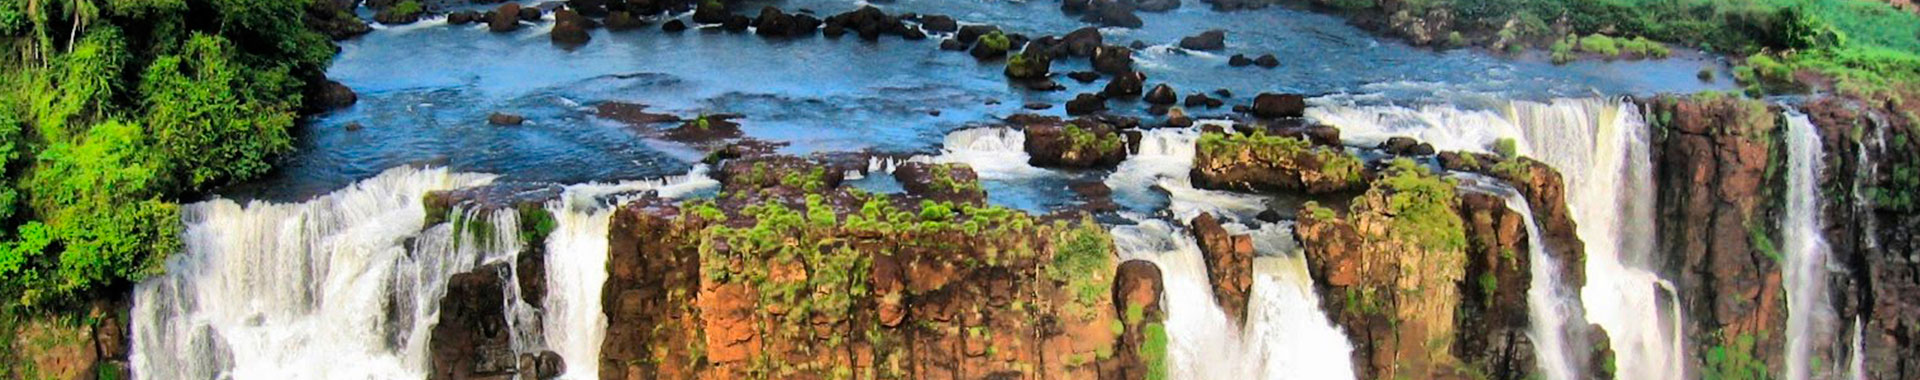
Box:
[1376, 158, 1467, 252]
[1198, 130, 1365, 184]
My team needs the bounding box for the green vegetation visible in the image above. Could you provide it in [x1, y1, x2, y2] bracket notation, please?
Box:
[1063, 124, 1121, 154]
[927, 163, 984, 195]
[1140, 322, 1169, 380]
[1049, 217, 1115, 320]
[979, 30, 1011, 53]
[0, 0, 335, 308]
[1377, 159, 1468, 252]
[1492, 138, 1518, 159]
[390, 1, 423, 18]
[1703, 332, 1772, 380]
[1197, 130, 1366, 184]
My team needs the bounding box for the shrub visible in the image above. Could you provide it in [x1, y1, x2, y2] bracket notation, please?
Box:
[1578, 34, 1621, 56]
[1376, 159, 1466, 252]
[140, 34, 298, 190]
[1063, 124, 1120, 154]
[1140, 322, 1169, 380]
[391, 0, 423, 17]
[979, 31, 1010, 53]
[1492, 137, 1518, 159]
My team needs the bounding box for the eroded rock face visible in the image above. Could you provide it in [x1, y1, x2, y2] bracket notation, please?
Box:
[893, 162, 988, 204]
[598, 154, 1136, 379]
[1189, 130, 1367, 194]
[1023, 123, 1128, 169]
[1189, 213, 1253, 324]
[1645, 95, 1785, 372]
[429, 263, 522, 379]
[1455, 192, 1538, 380]
[1102, 260, 1168, 378]
[1436, 153, 1585, 289]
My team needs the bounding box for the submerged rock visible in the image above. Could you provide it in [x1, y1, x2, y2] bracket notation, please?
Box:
[662, 19, 688, 32]
[1229, 53, 1252, 67]
[487, 112, 525, 126]
[1254, 53, 1280, 68]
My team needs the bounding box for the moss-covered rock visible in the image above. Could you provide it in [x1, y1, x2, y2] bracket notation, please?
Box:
[1191, 130, 1367, 194]
[1023, 123, 1128, 169]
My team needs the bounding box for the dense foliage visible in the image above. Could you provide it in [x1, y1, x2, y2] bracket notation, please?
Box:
[0, 0, 335, 307]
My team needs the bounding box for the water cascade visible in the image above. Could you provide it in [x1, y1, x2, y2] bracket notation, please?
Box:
[1507, 98, 1684, 380]
[1111, 220, 1356, 380]
[130, 167, 506, 379]
[1782, 112, 1835, 380]
[1457, 175, 1583, 379]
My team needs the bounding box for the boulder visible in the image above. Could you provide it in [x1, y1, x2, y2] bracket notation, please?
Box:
[939, 38, 966, 50]
[1092, 45, 1133, 75]
[662, 19, 689, 32]
[892, 162, 987, 205]
[1251, 93, 1306, 118]
[313, 79, 358, 111]
[489, 3, 523, 32]
[1144, 83, 1178, 105]
[1189, 130, 1365, 194]
[1063, 27, 1103, 57]
[1004, 51, 1052, 80]
[1178, 29, 1226, 50]
[1066, 93, 1108, 116]
[429, 263, 520, 379]
[723, 15, 750, 32]
[1190, 213, 1253, 324]
[1184, 92, 1220, 109]
[1229, 54, 1252, 67]
[447, 10, 479, 25]
[753, 6, 794, 37]
[1067, 71, 1102, 83]
[307, 0, 372, 40]
[920, 14, 958, 32]
[1254, 53, 1279, 68]
[517, 6, 542, 22]
[1023, 123, 1128, 168]
[692, 0, 729, 24]
[551, 10, 592, 46]
[956, 24, 1000, 44]
[1165, 107, 1193, 128]
[1080, 0, 1143, 28]
[969, 31, 1011, 60]
[1136, 0, 1181, 12]
[488, 112, 526, 126]
[1102, 72, 1145, 99]
[605, 11, 645, 30]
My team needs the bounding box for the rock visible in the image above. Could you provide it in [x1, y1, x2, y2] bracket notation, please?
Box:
[956, 25, 1000, 44]
[429, 263, 520, 379]
[920, 14, 957, 32]
[1214, 88, 1233, 98]
[1130, 40, 1150, 50]
[790, 14, 822, 35]
[1165, 107, 1193, 128]
[1023, 102, 1053, 110]
[1178, 29, 1226, 50]
[1023, 123, 1128, 168]
[313, 79, 357, 111]
[1256, 209, 1283, 223]
[605, 11, 645, 30]
[939, 38, 966, 50]
[1081, 0, 1143, 28]
[723, 15, 750, 32]
[372, 6, 422, 25]
[1144, 83, 1178, 105]
[1066, 93, 1108, 116]
[753, 6, 794, 37]
[1378, 136, 1419, 155]
[1189, 213, 1253, 324]
[969, 31, 1010, 59]
[488, 112, 526, 126]
[594, 102, 682, 126]
[1228, 54, 1253, 67]
[551, 10, 592, 46]
[445, 10, 475, 25]
[344, 122, 364, 131]
[893, 162, 987, 205]
[307, 0, 372, 40]
[1005, 52, 1052, 80]
[1092, 45, 1133, 75]
[1102, 72, 1145, 99]
[1063, 27, 1103, 57]
[1251, 93, 1306, 118]
[901, 26, 927, 40]
[692, 0, 729, 24]
[662, 19, 688, 32]
[1136, 0, 1181, 12]
[518, 6, 543, 22]
[568, 0, 609, 17]
[489, 3, 524, 32]
[1254, 53, 1279, 68]
[1189, 129, 1365, 194]
[1184, 93, 1220, 109]
[1067, 71, 1101, 83]
[1113, 260, 1164, 316]
[1455, 192, 1539, 379]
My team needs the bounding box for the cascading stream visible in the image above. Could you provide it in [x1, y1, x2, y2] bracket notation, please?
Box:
[1457, 175, 1583, 380]
[1782, 112, 1835, 380]
[1508, 98, 1684, 380]
[130, 167, 507, 379]
[1111, 219, 1355, 380]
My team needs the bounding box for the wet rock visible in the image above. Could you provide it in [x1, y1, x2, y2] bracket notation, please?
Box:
[1254, 53, 1279, 68]
[372, 6, 422, 25]
[551, 10, 592, 46]
[1228, 53, 1253, 67]
[1024, 102, 1053, 110]
[665, 114, 744, 143]
[1102, 71, 1145, 99]
[1378, 136, 1419, 155]
[1092, 45, 1134, 75]
[1165, 107, 1193, 128]
[1190, 129, 1365, 194]
[1214, 88, 1233, 98]
[662, 19, 688, 32]
[567, 0, 609, 17]
[1063, 27, 1103, 57]
[722, 15, 750, 32]
[969, 32, 1011, 59]
[488, 112, 526, 126]
[1178, 29, 1226, 50]
[893, 162, 988, 205]
[939, 38, 966, 50]
[920, 14, 957, 32]
[306, 0, 372, 40]
[1190, 213, 1253, 324]
[1066, 93, 1108, 116]
[518, 351, 566, 379]
[1144, 83, 1178, 105]
[446, 10, 477, 25]
[1455, 192, 1539, 379]
[1256, 209, 1283, 223]
[605, 11, 645, 30]
[518, 6, 543, 22]
[1129, 40, 1150, 50]
[1251, 93, 1307, 118]
[1136, 0, 1182, 12]
[489, 3, 524, 32]
[1023, 123, 1128, 169]
[957, 24, 1000, 44]
[1184, 92, 1221, 109]
[313, 79, 358, 111]
[1081, 0, 1143, 28]
[1067, 71, 1102, 83]
[429, 263, 519, 379]
[692, 0, 729, 24]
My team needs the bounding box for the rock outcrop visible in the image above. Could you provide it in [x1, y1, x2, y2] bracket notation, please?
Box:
[1190, 130, 1367, 194]
[1023, 123, 1128, 169]
[1178, 29, 1226, 50]
[1189, 213, 1253, 324]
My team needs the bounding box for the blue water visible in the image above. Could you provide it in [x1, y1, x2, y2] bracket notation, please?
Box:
[231, 0, 1732, 203]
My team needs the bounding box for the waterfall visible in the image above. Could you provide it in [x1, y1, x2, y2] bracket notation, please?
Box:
[1782, 112, 1835, 380]
[1458, 175, 1583, 379]
[1105, 125, 1267, 222]
[130, 167, 505, 379]
[1111, 219, 1355, 380]
[130, 165, 719, 379]
[1304, 102, 1526, 154]
[926, 127, 1050, 180]
[1508, 98, 1684, 380]
[540, 167, 719, 379]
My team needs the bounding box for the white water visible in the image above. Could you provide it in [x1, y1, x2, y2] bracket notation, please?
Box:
[925, 127, 1052, 180]
[1105, 124, 1269, 222]
[130, 165, 718, 379]
[540, 168, 720, 379]
[1306, 102, 1526, 154]
[1782, 112, 1835, 380]
[131, 167, 505, 379]
[1508, 98, 1684, 380]
[1111, 219, 1356, 380]
[1458, 175, 1584, 380]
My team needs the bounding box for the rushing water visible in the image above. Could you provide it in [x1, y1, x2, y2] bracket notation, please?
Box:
[1457, 175, 1584, 380]
[130, 167, 717, 379]
[1111, 219, 1355, 380]
[1782, 112, 1835, 380]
